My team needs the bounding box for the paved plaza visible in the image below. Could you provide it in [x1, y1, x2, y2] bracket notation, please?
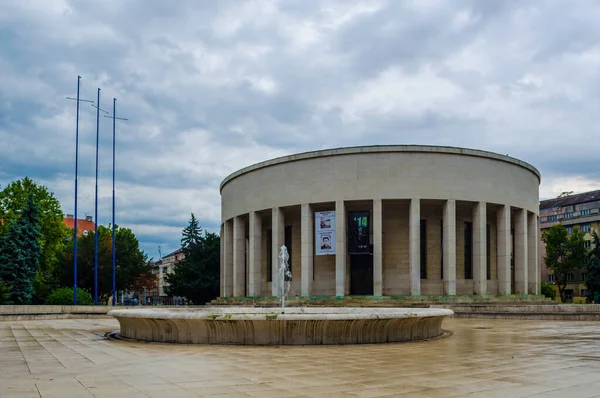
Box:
[1, 317, 600, 397]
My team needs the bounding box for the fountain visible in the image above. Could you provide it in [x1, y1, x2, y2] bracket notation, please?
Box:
[109, 246, 453, 345]
[279, 245, 291, 313]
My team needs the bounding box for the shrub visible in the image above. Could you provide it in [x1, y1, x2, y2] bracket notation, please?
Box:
[541, 282, 556, 300]
[0, 281, 11, 304]
[45, 287, 93, 305]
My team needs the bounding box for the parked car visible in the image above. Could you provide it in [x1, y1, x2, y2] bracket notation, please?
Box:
[122, 297, 139, 306]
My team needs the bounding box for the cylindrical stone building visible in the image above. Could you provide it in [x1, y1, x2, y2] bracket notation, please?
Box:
[219, 145, 540, 298]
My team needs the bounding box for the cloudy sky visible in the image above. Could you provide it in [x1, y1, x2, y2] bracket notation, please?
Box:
[2, 0, 600, 258]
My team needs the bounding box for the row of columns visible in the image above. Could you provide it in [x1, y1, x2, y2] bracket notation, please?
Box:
[221, 199, 540, 297]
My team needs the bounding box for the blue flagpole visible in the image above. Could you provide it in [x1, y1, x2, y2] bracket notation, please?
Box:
[112, 98, 117, 307]
[73, 76, 80, 305]
[67, 77, 94, 305]
[94, 88, 100, 306]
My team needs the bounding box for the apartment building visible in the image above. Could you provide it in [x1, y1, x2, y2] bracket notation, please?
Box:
[150, 248, 184, 302]
[540, 190, 600, 302]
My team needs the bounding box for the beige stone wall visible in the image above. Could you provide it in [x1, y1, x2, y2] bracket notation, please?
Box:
[221, 146, 540, 221]
[222, 146, 539, 297]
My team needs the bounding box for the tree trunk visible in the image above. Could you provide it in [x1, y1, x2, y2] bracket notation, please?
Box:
[559, 283, 567, 303]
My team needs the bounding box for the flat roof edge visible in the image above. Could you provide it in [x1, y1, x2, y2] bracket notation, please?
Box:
[219, 145, 541, 193]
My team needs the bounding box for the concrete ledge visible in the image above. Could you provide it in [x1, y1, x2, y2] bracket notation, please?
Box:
[432, 304, 600, 321]
[0, 305, 201, 321]
[109, 307, 454, 345]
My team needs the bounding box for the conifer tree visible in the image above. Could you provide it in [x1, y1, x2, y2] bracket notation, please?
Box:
[165, 213, 220, 304]
[0, 195, 41, 304]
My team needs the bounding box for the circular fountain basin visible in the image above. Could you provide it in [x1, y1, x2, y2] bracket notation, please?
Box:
[108, 307, 453, 345]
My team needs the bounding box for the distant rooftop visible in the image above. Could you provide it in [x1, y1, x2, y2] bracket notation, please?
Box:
[540, 189, 600, 209]
[163, 248, 183, 259]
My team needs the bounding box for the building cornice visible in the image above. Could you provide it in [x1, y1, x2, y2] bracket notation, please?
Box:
[220, 145, 541, 193]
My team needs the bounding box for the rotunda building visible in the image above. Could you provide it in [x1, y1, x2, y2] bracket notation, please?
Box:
[219, 145, 540, 298]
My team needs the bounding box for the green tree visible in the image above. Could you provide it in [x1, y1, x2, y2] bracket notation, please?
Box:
[542, 224, 587, 303]
[57, 225, 151, 301]
[181, 213, 201, 248]
[0, 195, 42, 304]
[0, 281, 11, 304]
[585, 231, 600, 303]
[0, 177, 68, 302]
[165, 214, 220, 304]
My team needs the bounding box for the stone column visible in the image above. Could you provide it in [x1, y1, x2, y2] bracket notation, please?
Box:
[271, 207, 285, 296]
[220, 223, 224, 297]
[443, 200, 456, 295]
[527, 212, 539, 295]
[373, 199, 383, 297]
[497, 205, 511, 295]
[515, 208, 528, 295]
[224, 219, 234, 297]
[409, 198, 420, 296]
[335, 200, 346, 297]
[248, 211, 262, 297]
[233, 216, 246, 297]
[473, 201, 487, 295]
[301, 203, 314, 297]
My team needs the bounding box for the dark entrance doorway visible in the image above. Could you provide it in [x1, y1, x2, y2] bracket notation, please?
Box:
[350, 254, 373, 295]
[348, 211, 373, 295]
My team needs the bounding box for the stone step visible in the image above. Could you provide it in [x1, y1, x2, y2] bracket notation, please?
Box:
[209, 295, 555, 307]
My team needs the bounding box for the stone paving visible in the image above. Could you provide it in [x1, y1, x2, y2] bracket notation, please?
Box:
[1, 318, 600, 397]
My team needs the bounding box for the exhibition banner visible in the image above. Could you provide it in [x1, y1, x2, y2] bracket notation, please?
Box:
[315, 210, 336, 255]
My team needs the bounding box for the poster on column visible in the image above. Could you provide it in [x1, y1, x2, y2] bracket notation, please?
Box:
[315, 211, 336, 255]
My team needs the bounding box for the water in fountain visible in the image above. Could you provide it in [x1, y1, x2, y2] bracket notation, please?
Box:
[279, 245, 291, 313]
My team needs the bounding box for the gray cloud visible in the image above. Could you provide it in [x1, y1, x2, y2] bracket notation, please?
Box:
[2, 0, 600, 255]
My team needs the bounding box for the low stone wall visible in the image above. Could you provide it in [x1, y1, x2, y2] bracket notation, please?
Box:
[432, 304, 600, 321]
[0, 305, 198, 321]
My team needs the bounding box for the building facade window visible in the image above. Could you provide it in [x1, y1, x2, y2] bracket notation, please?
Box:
[548, 274, 555, 282]
[420, 219, 427, 279]
[581, 224, 591, 233]
[580, 209, 591, 216]
[547, 215, 557, 222]
[564, 212, 574, 219]
[567, 226, 573, 234]
[585, 240, 591, 249]
[464, 222, 473, 279]
[567, 273, 574, 281]
[162, 267, 168, 274]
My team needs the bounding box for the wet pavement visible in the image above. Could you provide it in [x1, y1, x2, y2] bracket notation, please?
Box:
[1, 317, 600, 397]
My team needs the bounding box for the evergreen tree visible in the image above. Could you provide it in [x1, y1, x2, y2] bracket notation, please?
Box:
[181, 213, 201, 250]
[0, 195, 41, 304]
[165, 214, 220, 304]
[0, 177, 68, 303]
[585, 231, 600, 303]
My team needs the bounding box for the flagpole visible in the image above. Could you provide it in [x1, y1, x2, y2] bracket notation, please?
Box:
[66, 76, 94, 305]
[104, 100, 127, 306]
[74, 77, 81, 305]
[94, 88, 100, 306]
[111, 98, 116, 306]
